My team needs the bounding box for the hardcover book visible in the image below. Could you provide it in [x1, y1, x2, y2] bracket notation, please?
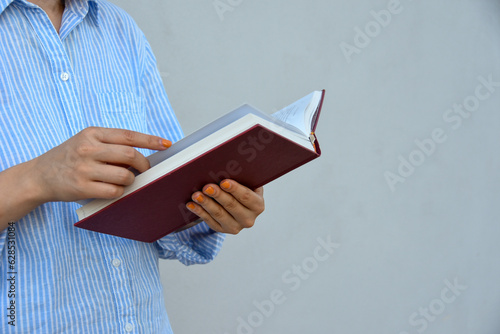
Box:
[75, 90, 325, 242]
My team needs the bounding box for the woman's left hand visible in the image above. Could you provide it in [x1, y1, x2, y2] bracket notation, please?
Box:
[186, 179, 265, 234]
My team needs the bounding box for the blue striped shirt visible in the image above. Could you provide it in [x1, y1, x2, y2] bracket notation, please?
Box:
[0, 0, 225, 332]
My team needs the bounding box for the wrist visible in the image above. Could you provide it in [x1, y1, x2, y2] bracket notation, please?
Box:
[0, 159, 48, 222]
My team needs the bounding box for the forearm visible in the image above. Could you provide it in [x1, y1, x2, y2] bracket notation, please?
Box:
[0, 159, 45, 232]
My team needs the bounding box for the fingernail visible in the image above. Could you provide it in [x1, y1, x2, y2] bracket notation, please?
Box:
[161, 139, 172, 148]
[221, 180, 231, 190]
[194, 194, 204, 203]
[204, 186, 215, 196]
[186, 203, 195, 210]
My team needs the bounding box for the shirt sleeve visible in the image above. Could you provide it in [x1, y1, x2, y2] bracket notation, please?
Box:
[155, 223, 225, 265]
[138, 33, 225, 265]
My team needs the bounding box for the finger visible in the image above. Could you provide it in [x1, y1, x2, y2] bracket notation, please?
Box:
[185, 201, 225, 233]
[193, 192, 236, 224]
[69, 176, 126, 200]
[84, 181, 125, 200]
[84, 127, 172, 151]
[89, 163, 135, 186]
[219, 180, 265, 214]
[202, 184, 255, 227]
[93, 144, 151, 173]
[190, 193, 244, 235]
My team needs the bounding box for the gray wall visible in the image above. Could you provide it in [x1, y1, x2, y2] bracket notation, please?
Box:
[110, 1, 500, 333]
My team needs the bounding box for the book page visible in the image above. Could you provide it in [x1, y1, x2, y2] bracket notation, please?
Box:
[271, 91, 319, 136]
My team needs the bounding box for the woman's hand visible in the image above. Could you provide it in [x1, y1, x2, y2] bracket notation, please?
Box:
[186, 180, 265, 234]
[31, 127, 171, 203]
[0, 127, 172, 230]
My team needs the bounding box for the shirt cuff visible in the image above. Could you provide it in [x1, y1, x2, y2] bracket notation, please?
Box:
[155, 221, 225, 266]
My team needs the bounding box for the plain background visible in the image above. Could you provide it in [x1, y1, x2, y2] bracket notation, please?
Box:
[110, 1, 500, 333]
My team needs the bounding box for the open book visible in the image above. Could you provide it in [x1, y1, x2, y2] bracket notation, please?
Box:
[75, 90, 325, 242]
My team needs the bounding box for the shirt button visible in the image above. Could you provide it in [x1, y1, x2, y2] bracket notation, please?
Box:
[112, 258, 121, 268]
[60, 72, 70, 81]
[125, 323, 134, 332]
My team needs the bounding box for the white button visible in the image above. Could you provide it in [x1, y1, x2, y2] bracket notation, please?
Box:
[112, 258, 121, 267]
[60, 72, 70, 81]
[125, 323, 134, 332]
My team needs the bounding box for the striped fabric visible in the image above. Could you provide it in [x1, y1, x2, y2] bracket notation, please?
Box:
[0, 0, 225, 333]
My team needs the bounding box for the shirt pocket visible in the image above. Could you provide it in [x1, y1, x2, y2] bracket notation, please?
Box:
[97, 91, 147, 133]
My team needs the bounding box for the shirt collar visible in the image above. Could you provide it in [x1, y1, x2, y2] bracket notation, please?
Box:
[0, 0, 100, 25]
[88, 0, 99, 26]
[65, 0, 100, 27]
[0, 0, 14, 15]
